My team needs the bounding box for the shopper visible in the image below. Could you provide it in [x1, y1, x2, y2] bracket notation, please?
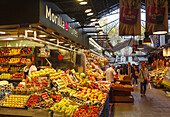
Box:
[126, 63, 132, 79]
[138, 65, 149, 96]
[131, 64, 139, 87]
[106, 65, 116, 83]
[24, 56, 37, 79]
[117, 66, 120, 78]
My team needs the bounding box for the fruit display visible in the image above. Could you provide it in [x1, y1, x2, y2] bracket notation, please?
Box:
[11, 73, 24, 79]
[20, 47, 33, 55]
[0, 49, 10, 56]
[50, 94, 63, 103]
[8, 57, 21, 64]
[76, 88, 107, 104]
[26, 95, 41, 107]
[0, 95, 29, 108]
[0, 83, 13, 92]
[0, 66, 9, 72]
[0, 58, 8, 63]
[7, 48, 21, 56]
[0, 73, 11, 79]
[50, 99, 77, 116]
[40, 92, 50, 101]
[32, 100, 54, 109]
[11, 86, 41, 95]
[71, 105, 100, 117]
[27, 77, 48, 87]
[9, 67, 21, 72]
[20, 57, 26, 64]
[56, 79, 67, 89]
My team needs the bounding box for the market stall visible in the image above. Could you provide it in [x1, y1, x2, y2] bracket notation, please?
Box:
[0, 68, 111, 117]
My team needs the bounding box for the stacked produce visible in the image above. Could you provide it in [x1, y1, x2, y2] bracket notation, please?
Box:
[0, 58, 8, 63]
[11, 73, 24, 79]
[71, 105, 100, 117]
[9, 67, 21, 72]
[0, 95, 29, 108]
[32, 100, 54, 109]
[20, 48, 33, 55]
[26, 95, 41, 107]
[8, 58, 21, 64]
[50, 99, 77, 116]
[0, 73, 11, 79]
[7, 48, 21, 56]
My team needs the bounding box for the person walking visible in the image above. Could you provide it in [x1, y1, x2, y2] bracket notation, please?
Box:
[131, 64, 139, 87]
[106, 65, 117, 83]
[138, 65, 149, 96]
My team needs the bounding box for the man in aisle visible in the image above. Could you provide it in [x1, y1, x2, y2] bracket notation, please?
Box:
[106, 65, 117, 83]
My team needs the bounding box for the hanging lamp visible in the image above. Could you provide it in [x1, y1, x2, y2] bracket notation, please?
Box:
[153, 16, 167, 35]
[138, 40, 144, 49]
[143, 32, 152, 44]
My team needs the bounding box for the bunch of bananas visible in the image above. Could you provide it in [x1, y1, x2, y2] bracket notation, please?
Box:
[50, 99, 77, 115]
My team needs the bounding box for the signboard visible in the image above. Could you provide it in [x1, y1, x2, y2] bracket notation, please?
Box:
[145, 0, 168, 34]
[0, 0, 89, 48]
[119, 0, 141, 36]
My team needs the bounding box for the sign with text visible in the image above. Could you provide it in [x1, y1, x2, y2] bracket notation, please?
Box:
[146, 0, 168, 34]
[119, 0, 141, 36]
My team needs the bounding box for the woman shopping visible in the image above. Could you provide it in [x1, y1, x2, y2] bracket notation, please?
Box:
[138, 65, 149, 97]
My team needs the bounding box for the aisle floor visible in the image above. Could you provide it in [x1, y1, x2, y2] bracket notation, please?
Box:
[109, 86, 170, 117]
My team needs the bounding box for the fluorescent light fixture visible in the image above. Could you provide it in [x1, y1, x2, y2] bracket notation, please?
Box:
[49, 39, 56, 41]
[85, 9, 92, 13]
[26, 30, 34, 32]
[87, 12, 94, 16]
[6, 38, 14, 40]
[64, 44, 70, 46]
[0, 32, 6, 34]
[77, 0, 83, 1]
[39, 35, 47, 37]
[90, 18, 97, 22]
[89, 38, 103, 50]
[80, 1, 87, 5]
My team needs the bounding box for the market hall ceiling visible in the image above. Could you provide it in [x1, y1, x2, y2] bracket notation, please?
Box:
[49, 0, 170, 26]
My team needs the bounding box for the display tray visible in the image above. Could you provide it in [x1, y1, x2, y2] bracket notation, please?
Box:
[0, 94, 31, 109]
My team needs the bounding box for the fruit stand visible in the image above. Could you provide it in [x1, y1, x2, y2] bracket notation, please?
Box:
[0, 47, 35, 86]
[0, 68, 111, 117]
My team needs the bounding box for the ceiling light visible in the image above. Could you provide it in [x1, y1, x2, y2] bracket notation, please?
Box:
[143, 32, 152, 44]
[50, 39, 56, 41]
[80, 1, 87, 5]
[0, 32, 6, 34]
[85, 9, 92, 13]
[153, 16, 168, 35]
[77, 0, 83, 1]
[95, 23, 100, 28]
[39, 35, 47, 37]
[87, 12, 94, 16]
[90, 18, 97, 22]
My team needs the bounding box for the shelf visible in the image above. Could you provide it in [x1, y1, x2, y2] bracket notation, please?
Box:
[111, 87, 134, 92]
[0, 79, 22, 81]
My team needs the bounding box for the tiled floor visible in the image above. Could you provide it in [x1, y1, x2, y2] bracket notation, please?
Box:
[109, 86, 170, 117]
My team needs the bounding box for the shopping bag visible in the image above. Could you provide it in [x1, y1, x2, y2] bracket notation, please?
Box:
[148, 83, 152, 89]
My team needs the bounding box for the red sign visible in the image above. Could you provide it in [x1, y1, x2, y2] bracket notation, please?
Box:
[147, 6, 165, 24]
[65, 22, 69, 32]
[58, 54, 63, 60]
[120, 7, 138, 25]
